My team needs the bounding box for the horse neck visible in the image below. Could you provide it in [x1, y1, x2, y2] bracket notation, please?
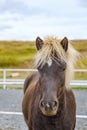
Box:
[58, 89, 66, 113]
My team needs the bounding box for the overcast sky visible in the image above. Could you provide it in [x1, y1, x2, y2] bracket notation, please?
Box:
[0, 0, 87, 40]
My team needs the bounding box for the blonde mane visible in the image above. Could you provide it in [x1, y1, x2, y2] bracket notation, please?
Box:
[35, 36, 79, 89]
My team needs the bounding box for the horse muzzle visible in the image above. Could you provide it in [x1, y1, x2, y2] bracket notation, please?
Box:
[39, 100, 59, 116]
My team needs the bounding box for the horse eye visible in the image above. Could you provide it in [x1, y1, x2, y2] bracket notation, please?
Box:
[62, 66, 66, 71]
[61, 62, 66, 71]
[58, 65, 66, 72]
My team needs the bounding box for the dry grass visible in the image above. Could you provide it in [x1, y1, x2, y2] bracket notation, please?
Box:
[0, 39, 87, 79]
[0, 41, 36, 68]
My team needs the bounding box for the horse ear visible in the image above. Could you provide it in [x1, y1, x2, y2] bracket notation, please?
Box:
[36, 37, 44, 50]
[60, 37, 68, 52]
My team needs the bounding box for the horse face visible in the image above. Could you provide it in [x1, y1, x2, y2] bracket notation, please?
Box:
[35, 36, 68, 116]
[38, 58, 66, 116]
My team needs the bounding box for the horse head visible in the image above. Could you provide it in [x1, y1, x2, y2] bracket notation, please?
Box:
[35, 37, 68, 116]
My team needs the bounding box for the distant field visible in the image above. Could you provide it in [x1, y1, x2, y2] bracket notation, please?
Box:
[0, 39, 87, 79]
[0, 41, 36, 68]
[71, 40, 87, 69]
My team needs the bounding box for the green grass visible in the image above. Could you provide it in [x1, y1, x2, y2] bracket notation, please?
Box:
[72, 86, 87, 90]
[76, 57, 87, 69]
[74, 72, 87, 80]
[0, 41, 36, 68]
[0, 39, 87, 80]
[71, 40, 87, 51]
[71, 40, 87, 69]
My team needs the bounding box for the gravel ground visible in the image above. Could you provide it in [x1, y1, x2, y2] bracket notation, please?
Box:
[0, 89, 87, 130]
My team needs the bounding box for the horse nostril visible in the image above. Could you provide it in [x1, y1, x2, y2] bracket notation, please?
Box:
[40, 101, 58, 109]
[40, 101, 45, 107]
[52, 101, 58, 108]
[40, 101, 52, 109]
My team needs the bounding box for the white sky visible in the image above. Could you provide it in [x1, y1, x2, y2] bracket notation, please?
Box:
[0, 0, 87, 40]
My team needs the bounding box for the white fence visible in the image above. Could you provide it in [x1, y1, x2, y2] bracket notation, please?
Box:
[0, 69, 87, 120]
[0, 69, 87, 89]
[0, 111, 87, 119]
[0, 69, 37, 89]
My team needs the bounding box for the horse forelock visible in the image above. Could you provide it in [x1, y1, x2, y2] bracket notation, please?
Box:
[35, 36, 79, 90]
[35, 36, 66, 67]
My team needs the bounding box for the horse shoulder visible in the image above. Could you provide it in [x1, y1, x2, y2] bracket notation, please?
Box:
[65, 89, 76, 109]
[63, 89, 76, 130]
[24, 72, 39, 93]
[22, 72, 40, 128]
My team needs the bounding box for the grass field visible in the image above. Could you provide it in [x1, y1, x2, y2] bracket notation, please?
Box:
[0, 39, 87, 80]
[0, 41, 36, 68]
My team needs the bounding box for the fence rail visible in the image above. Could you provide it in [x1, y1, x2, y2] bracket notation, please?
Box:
[0, 69, 87, 89]
[0, 111, 87, 119]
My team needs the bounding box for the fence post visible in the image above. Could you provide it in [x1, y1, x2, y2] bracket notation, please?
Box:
[3, 69, 6, 89]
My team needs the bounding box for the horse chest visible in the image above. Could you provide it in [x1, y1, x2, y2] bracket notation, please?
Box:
[32, 113, 65, 130]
